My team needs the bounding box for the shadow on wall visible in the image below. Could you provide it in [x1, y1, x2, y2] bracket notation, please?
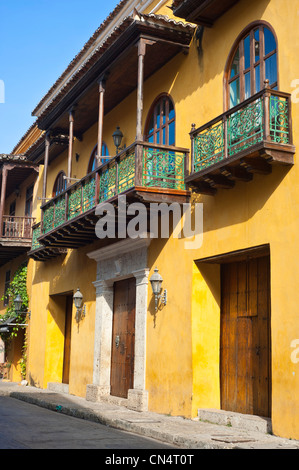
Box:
[194, 165, 293, 236]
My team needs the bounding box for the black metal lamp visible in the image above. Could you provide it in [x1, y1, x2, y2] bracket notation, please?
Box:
[14, 294, 23, 313]
[73, 288, 86, 322]
[112, 126, 124, 154]
[11, 294, 30, 324]
[150, 268, 167, 312]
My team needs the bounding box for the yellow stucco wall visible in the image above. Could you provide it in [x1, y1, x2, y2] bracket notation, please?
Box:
[27, 245, 97, 396]
[21, 0, 299, 440]
[144, 0, 299, 437]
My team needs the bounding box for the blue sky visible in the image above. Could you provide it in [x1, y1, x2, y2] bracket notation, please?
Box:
[0, 0, 119, 153]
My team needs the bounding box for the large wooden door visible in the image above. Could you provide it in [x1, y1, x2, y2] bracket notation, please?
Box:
[62, 295, 73, 385]
[220, 256, 271, 417]
[111, 278, 136, 398]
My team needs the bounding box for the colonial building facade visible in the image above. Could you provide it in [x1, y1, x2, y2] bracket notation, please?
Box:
[1, 0, 299, 441]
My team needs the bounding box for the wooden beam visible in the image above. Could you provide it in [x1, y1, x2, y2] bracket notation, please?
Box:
[67, 106, 76, 185]
[240, 157, 272, 174]
[97, 76, 107, 165]
[220, 166, 253, 182]
[203, 174, 235, 189]
[42, 132, 51, 201]
[0, 166, 8, 235]
[187, 181, 217, 196]
[136, 39, 155, 141]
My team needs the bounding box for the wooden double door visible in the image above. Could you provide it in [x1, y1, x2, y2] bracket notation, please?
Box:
[111, 278, 136, 399]
[220, 255, 271, 418]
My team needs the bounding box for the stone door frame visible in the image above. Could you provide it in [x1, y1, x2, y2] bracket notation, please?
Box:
[86, 237, 150, 411]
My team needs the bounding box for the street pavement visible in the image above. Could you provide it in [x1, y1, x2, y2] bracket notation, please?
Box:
[0, 395, 174, 449]
[1, 379, 299, 450]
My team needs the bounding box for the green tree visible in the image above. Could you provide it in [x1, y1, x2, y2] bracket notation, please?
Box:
[0, 264, 28, 341]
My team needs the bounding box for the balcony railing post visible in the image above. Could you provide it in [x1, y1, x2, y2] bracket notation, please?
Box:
[263, 80, 271, 141]
[95, 171, 100, 205]
[115, 157, 119, 195]
[184, 150, 190, 178]
[190, 124, 195, 174]
[65, 193, 69, 224]
[223, 114, 228, 159]
[80, 183, 84, 215]
[288, 94, 293, 145]
[135, 143, 143, 186]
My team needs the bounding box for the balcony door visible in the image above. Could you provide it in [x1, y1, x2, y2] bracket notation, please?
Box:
[227, 22, 278, 109]
[145, 94, 175, 146]
[220, 255, 271, 417]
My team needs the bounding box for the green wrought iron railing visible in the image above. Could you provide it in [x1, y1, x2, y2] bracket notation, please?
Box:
[190, 88, 293, 173]
[142, 142, 186, 191]
[31, 223, 42, 251]
[40, 142, 189, 236]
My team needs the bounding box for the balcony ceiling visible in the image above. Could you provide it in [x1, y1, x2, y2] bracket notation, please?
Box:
[0, 157, 39, 198]
[34, 13, 195, 136]
[172, 0, 240, 26]
[0, 243, 32, 267]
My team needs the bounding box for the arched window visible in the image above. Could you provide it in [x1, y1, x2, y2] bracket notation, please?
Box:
[226, 23, 278, 109]
[53, 171, 66, 197]
[87, 142, 109, 173]
[145, 94, 175, 146]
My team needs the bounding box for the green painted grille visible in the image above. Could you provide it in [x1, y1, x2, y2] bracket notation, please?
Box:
[99, 164, 116, 203]
[142, 147, 185, 190]
[31, 225, 42, 251]
[118, 151, 135, 193]
[228, 98, 263, 156]
[194, 121, 224, 172]
[270, 95, 290, 144]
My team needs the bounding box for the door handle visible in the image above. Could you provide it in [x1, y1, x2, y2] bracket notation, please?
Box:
[115, 335, 120, 349]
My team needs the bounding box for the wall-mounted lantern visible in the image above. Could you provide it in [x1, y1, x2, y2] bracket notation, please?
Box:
[14, 294, 30, 321]
[112, 126, 124, 154]
[150, 268, 167, 312]
[0, 294, 30, 331]
[14, 294, 23, 313]
[73, 288, 86, 322]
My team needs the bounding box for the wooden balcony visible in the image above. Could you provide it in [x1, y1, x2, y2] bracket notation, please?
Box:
[34, 142, 190, 251]
[0, 216, 36, 266]
[185, 88, 295, 195]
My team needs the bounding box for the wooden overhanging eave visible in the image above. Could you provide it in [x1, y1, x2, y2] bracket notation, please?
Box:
[36, 15, 195, 133]
[25, 131, 70, 165]
[0, 158, 39, 198]
[172, 0, 241, 26]
[27, 246, 67, 261]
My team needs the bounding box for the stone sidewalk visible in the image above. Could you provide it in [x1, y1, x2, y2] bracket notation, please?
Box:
[0, 380, 298, 449]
